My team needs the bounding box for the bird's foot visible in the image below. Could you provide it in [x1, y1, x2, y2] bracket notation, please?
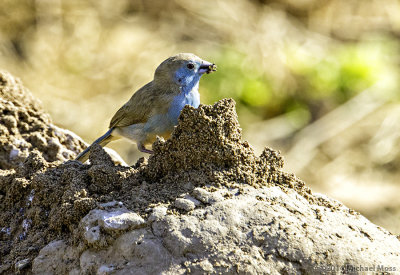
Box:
[138, 144, 153, 154]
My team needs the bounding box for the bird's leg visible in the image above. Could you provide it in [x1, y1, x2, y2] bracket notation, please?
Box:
[138, 143, 154, 154]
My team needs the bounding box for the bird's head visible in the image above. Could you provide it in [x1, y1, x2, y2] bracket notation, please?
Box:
[154, 53, 217, 91]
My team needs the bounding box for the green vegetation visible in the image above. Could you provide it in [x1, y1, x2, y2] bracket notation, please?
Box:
[201, 37, 399, 129]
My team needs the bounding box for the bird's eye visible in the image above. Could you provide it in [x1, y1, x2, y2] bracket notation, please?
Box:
[187, 63, 195, 70]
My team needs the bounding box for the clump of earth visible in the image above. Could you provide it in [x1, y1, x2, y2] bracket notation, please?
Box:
[0, 71, 86, 169]
[0, 70, 305, 270]
[1, 70, 399, 274]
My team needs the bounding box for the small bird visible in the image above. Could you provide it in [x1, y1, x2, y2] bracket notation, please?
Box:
[75, 53, 217, 162]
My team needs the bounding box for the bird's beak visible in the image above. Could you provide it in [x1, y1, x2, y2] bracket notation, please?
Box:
[199, 62, 217, 74]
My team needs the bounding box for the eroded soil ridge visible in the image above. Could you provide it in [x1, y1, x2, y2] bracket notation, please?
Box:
[0, 70, 322, 273]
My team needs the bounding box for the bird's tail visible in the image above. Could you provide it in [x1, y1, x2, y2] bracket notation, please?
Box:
[75, 127, 116, 163]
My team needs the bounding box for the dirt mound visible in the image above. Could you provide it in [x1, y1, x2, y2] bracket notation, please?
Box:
[2, 71, 398, 274]
[0, 71, 312, 273]
[0, 71, 85, 170]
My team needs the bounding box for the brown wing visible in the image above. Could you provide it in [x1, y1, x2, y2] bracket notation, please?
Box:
[109, 81, 176, 128]
[109, 82, 155, 128]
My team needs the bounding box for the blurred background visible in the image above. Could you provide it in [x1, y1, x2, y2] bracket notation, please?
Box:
[0, 0, 399, 233]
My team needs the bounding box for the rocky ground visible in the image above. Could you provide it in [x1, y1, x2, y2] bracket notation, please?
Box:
[0, 71, 399, 274]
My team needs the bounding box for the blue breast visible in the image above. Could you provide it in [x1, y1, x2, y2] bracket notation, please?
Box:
[168, 84, 200, 124]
